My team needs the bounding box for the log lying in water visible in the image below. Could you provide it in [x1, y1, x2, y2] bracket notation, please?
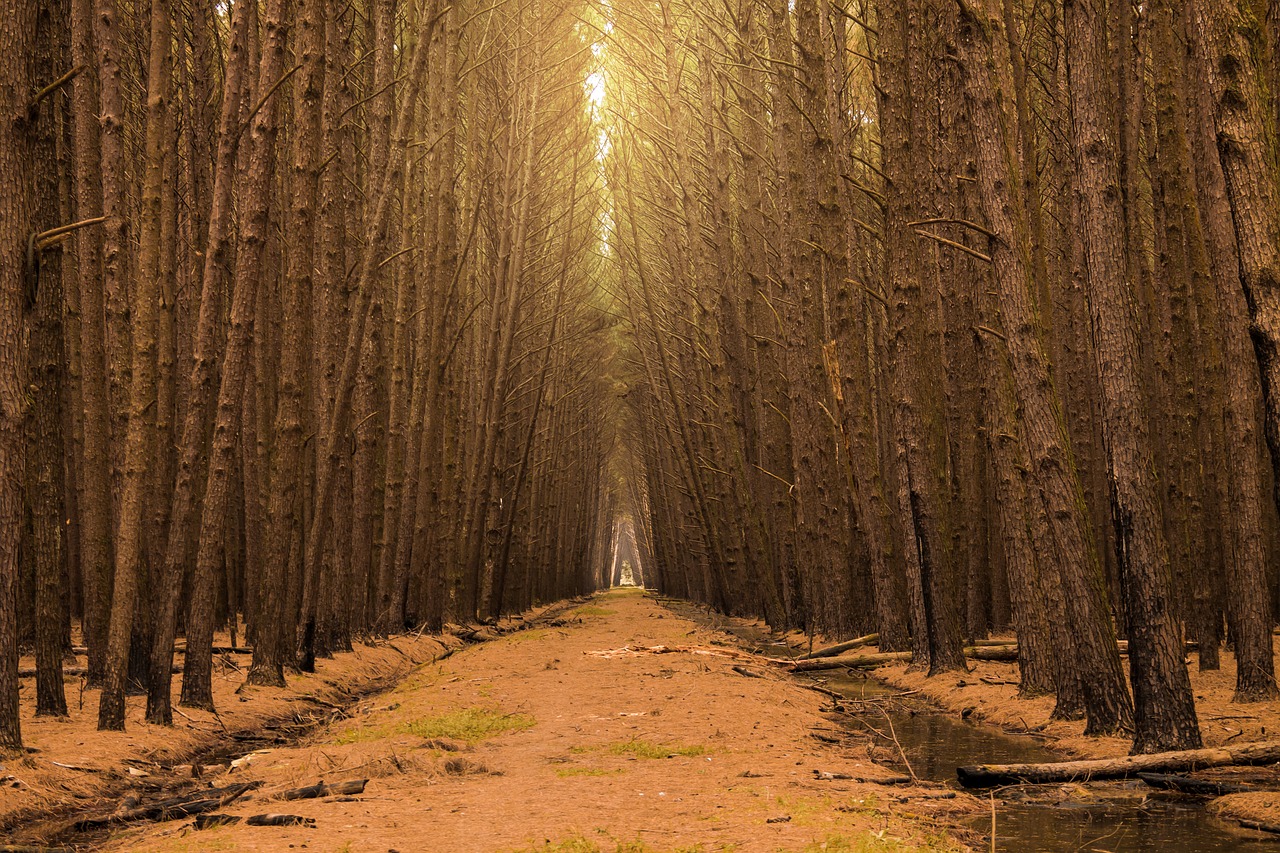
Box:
[790, 651, 910, 673]
[957, 741, 1280, 787]
[798, 633, 879, 660]
[1136, 773, 1259, 796]
[790, 646, 1018, 673]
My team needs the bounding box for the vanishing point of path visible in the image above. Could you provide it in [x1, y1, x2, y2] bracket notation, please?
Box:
[102, 590, 967, 853]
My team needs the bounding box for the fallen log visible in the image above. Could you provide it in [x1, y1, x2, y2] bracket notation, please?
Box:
[798, 633, 879, 660]
[194, 814, 242, 830]
[957, 741, 1280, 788]
[74, 781, 260, 830]
[967, 647, 1019, 662]
[278, 779, 367, 801]
[790, 651, 911, 673]
[246, 813, 316, 827]
[790, 646, 1018, 673]
[1136, 773, 1259, 796]
[1238, 818, 1280, 835]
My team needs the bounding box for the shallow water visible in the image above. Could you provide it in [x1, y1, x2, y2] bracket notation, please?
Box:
[815, 671, 1278, 851]
[719, 625, 1278, 852]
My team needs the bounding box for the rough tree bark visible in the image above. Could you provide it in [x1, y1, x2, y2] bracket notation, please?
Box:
[1064, 0, 1201, 752]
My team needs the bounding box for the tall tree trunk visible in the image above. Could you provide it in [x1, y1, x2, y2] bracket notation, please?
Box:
[30, 0, 70, 718]
[1188, 0, 1280, 701]
[1064, 0, 1201, 753]
[146, 0, 252, 724]
[183, 0, 290, 710]
[0, 0, 35, 754]
[954, 0, 1131, 733]
[68, 0, 111, 687]
[97, 0, 161, 731]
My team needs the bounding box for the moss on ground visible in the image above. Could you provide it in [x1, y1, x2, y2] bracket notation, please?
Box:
[400, 707, 535, 742]
[571, 606, 617, 617]
[336, 706, 534, 745]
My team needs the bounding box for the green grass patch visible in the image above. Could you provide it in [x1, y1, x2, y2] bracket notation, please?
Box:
[605, 739, 705, 759]
[333, 722, 395, 745]
[571, 605, 616, 617]
[334, 706, 534, 746]
[399, 707, 535, 743]
[505, 833, 700, 853]
[793, 833, 961, 853]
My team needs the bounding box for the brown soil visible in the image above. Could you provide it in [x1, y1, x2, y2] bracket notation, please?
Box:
[1212, 791, 1280, 827]
[26, 590, 980, 853]
[1, 629, 467, 836]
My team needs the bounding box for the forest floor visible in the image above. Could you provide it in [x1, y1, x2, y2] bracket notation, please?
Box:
[7, 589, 983, 853]
[1, 625, 470, 840]
[867, 634, 1280, 829]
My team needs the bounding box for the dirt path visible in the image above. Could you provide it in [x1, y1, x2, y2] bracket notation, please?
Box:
[96, 590, 971, 852]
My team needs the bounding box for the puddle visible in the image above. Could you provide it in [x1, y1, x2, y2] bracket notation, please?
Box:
[812, 671, 1277, 851]
[707, 614, 1279, 851]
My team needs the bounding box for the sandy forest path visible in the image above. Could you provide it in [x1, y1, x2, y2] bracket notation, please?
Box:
[99, 590, 969, 852]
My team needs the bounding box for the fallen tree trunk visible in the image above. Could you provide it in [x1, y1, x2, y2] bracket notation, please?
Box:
[968, 647, 1019, 662]
[957, 741, 1280, 787]
[246, 813, 316, 827]
[278, 779, 367, 800]
[194, 814, 242, 830]
[790, 646, 1018, 673]
[1137, 773, 1258, 796]
[74, 782, 260, 830]
[790, 651, 912, 673]
[798, 633, 879, 660]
